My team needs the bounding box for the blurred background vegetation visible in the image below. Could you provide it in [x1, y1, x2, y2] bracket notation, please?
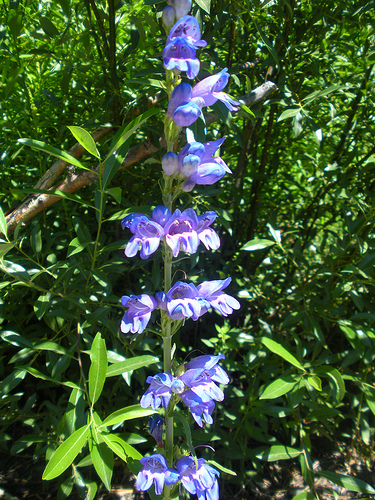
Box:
[1, 0, 375, 498]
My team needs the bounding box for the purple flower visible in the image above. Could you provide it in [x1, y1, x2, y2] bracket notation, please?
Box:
[162, 5, 176, 27]
[140, 373, 175, 410]
[156, 281, 209, 320]
[196, 212, 220, 251]
[176, 456, 220, 500]
[163, 16, 206, 79]
[163, 208, 200, 257]
[197, 277, 241, 316]
[176, 138, 232, 189]
[188, 399, 215, 427]
[163, 38, 201, 79]
[168, 69, 239, 126]
[185, 354, 230, 385]
[120, 294, 157, 334]
[192, 68, 239, 111]
[148, 415, 164, 448]
[122, 210, 164, 260]
[162, 151, 179, 176]
[136, 454, 179, 495]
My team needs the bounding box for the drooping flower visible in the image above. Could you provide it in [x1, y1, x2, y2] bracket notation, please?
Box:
[140, 373, 175, 410]
[163, 15, 207, 79]
[136, 454, 179, 495]
[147, 415, 164, 448]
[196, 212, 220, 250]
[156, 281, 209, 320]
[197, 277, 241, 316]
[176, 456, 220, 500]
[168, 68, 239, 126]
[121, 211, 164, 260]
[120, 294, 158, 334]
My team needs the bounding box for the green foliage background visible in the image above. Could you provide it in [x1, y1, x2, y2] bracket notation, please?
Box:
[1, 0, 375, 498]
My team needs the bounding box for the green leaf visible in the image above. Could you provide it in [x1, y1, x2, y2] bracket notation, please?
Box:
[89, 333, 108, 405]
[256, 445, 302, 461]
[67, 126, 100, 159]
[20, 366, 82, 391]
[317, 471, 375, 494]
[84, 480, 98, 500]
[106, 109, 159, 159]
[315, 366, 345, 402]
[195, 0, 211, 13]
[90, 437, 114, 491]
[171, 412, 196, 459]
[0, 205, 8, 238]
[252, 17, 279, 66]
[0, 330, 33, 349]
[307, 376, 322, 391]
[23, 189, 96, 210]
[106, 355, 159, 378]
[100, 405, 156, 428]
[260, 375, 299, 400]
[0, 242, 15, 258]
[100, 433, 142, 461]
[18, 138, 91, 171]
[40, 16, 59, 38]
[43, 425, 91, 480]
[301, 84, 344, 105]
[277, 108, 301, 122]
[207, 460, 236, 476]
[241, 239, 275, 251]
[261, 337, 305, 371]
[292, 492, 316, 500]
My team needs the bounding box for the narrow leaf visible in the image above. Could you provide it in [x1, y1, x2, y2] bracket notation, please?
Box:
[90, 438, 114, 491]
[17, 138, 91, 171]
[100, 433, 142, 461]
[261, 337, 305, 371]
[106, 355, 159, 378]
[43, 425, 90, 480]
[277, 108, 301, 122]
[67, 126, 100, 159]
[89, 333, 108, 405]
[256, 445, 302, 461]
[100, 405, 156, 428]
[317, 471, 375, 494]
[260, 376, 298, 400]
[315, 366, 345, 402]
[0, 206, 8, 238]
[241, 239, 275, 251]
[207, 460, 236, 476]
[19, 366, 82, 391]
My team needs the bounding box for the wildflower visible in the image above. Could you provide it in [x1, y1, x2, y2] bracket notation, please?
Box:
[185, 354, 230, 385]
[168, 0, 192, 20]
[136, 454, 179, 495]
[176, 456, 220, 500]
[163, 16, 206, 79]
[147, 415, 164, 448]
[163, 208, 200, 257]
[140, 373, 175, 410]
[120, 294, 157, 334]
[162, 151, 179, 176]
[156, 281, 209, 320]
[162, 5, 176, 27]
[168, 69, 239, 126]
[121, 212, 164, 260]
[197, 277, 241, 316]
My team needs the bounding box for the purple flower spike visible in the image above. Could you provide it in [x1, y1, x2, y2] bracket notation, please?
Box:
[136, 454, 179, 495]
[140, 373, 175, 410]
[192, 68, 240, 111]
[197, 277, 241, 316]
[176, 456, 220, 500]
[163, 208, 200, 257]
[197, 212, 220, 251]
[122, 213, 164, 260]
[120, 294, 157, 334]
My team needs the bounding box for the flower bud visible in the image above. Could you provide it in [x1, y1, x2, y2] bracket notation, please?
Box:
[171, 379, 185, 394]
[162, 5, 176, 28]
[174, 0, 192, 19]
[181, 153, 200, 177]
[162, 151, 179, 176]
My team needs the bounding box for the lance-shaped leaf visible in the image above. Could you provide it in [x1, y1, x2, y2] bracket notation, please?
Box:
[43, 424, 90, 480]
[261, 337, 305, 371]
[100, 433, 142, 461]
[106, 355, 159, 378]
[100, 405, 156, 428]
[89, 332, 108, 405]
[260, 375, 299, 400]
[67, 126, 100, 159]
[17, 138, 91, 171]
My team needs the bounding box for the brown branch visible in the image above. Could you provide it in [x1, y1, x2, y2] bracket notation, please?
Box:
[4, 82, 277, 235]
